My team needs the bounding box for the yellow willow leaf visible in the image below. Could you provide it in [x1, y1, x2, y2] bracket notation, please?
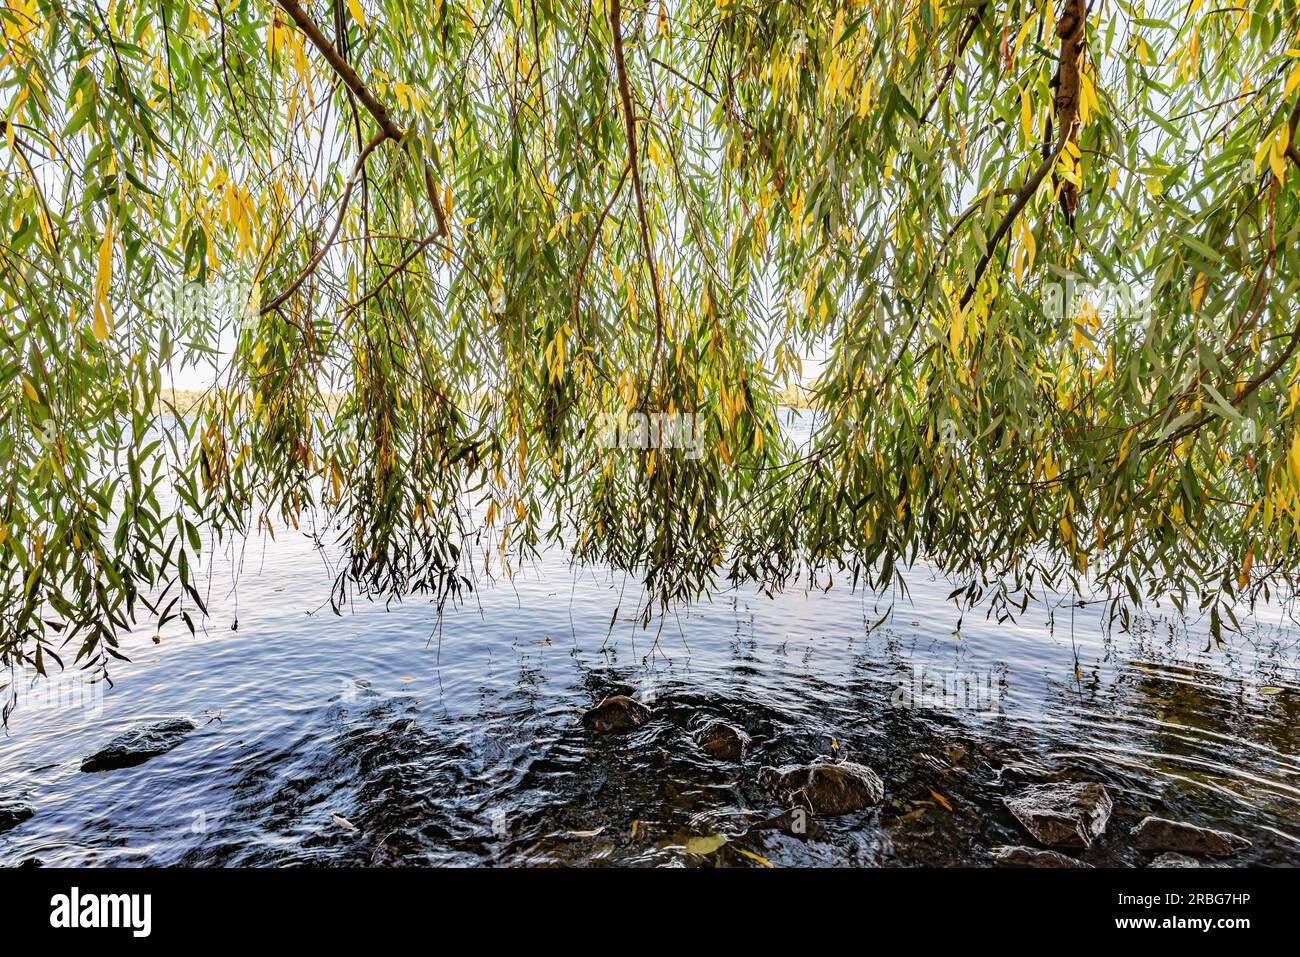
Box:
[737, 848, 774, 868]
[1254, 133, 1272, 174]
[346, 0, 366, 27]
[1287, 61, 1300, 99]
[682, 834, 726, 855]
[948, 308, 965, 357]
[1079, 68, 1099, 125]
[1270, 126, 1289, 184]
[1238, 546, 1253, 590]
[22, 377, 38, 402]
[1019, 87, 1033, 144]
[1191, 272, 1208, 311]
[1117, 429, 1134, 466]
[93, 221, 114, 341]
[1289, 434, 1300, 486]
[92, 306, 110, 343]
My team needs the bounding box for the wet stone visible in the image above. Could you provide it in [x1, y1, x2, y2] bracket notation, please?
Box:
[1149, 852, 1202, 868]
[693, 720, 750, 761]
[0, 801, 34, 834]
[1003, 782, 1112, 848]
[80, 717, 199, 773]
[580, 695, 651, 734]
[1131, 816, 1251, 857]
[759, 760, 885, 815]
[991, 845, 1092, 868]
[750, 807, 831, 842]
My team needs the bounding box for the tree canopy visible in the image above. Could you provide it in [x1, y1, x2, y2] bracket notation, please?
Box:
[4, 0, 1300, 674]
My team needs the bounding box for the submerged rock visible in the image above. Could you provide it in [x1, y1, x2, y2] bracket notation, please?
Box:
[0, 801, 34, 834]
[1003, 782, 1112, 848]
[80, 717, 198, 773]
[1131, 816, 1251, 857]
[693, 720, 750, 761]
[991, 845, 1092, 868]
[759, 760, 885, 815]
[750, 807, 831, 842]
[580, 695, 651, 734]
[1149, 852, 1202, 868]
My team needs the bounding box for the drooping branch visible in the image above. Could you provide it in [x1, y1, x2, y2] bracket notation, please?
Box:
[274, 0, 449, 238]
[610, 0, 666, 385]
[958, 0, 1086, 309]
[261, 129, 386, 315]
[919, 3, 987, 125]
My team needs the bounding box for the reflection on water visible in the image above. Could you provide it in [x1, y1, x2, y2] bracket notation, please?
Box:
[2, 526, 1298, 867]
[1, 409, 1298, 865]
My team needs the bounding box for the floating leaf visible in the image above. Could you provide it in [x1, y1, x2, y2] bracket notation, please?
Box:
[682, 834, 727, 855]
[737, 848, 774, 868]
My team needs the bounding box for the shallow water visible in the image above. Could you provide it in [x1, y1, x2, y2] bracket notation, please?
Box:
[3, 416, 1300, 867]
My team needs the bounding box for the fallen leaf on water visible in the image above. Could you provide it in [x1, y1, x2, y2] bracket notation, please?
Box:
[1260, 686, 1285, 696]
[682, 834, 727, 855]
[830, 736, 839, 753]
[399, 675, 415, 682]
[928, 788, 954, 812]
[630, 820, 639, 839]
[565, 827, 605, 839]
[737, 848, 774, 868]
[151, 634, 161, 644]
[331, 813, 358, 831]
[946, 745, 967, 763]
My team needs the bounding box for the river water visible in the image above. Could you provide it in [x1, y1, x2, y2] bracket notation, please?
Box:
[2, 414, 1299, 866]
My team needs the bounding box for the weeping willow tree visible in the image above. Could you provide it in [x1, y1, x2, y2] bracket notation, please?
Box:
[3, 0, 1300, 675]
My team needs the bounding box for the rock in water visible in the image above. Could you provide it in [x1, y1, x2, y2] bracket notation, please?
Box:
[1130, 816, 1251, 857]
[1150, 852, 1202, 868]
[0, 801, 34, 834]
[750, 807, 831, 842]
[694, 720, 750, 761]
[1003, 782, 1112, 848]
[80, 718, 199, 772]
[580, 695, 651, 734]
[759, 761, 885, 815]
[991, 845, 1092, 868]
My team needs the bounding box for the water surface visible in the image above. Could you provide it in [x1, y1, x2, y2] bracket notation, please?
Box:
[2, 417, 1299, 867]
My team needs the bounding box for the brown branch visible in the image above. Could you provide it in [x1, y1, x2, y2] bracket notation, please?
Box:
[261, 130, 386, 315]
[275, 0, 448, 238]
[610, 0, 666, 387]
[919, 3, 987, 125]
[959, 0, 1086, 309]
[574, 163, 631, 327]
